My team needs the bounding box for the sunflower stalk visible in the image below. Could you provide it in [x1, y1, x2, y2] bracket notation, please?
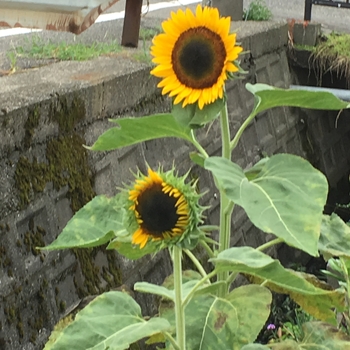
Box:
[217, 101, 234, 297]
[172, 246, 186, 350]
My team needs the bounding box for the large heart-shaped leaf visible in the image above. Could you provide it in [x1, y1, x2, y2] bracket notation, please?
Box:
[88, 114, 193, 151]
[45, 291, 171, 350]
[226, 285, 272, 348]
[205, 154, 328, 256]
[211, 247, 345, 324]
[160, 285, 271, 349]
[43, 194, 124, 250]
[319, 213, 350, 260]
[246, 83, 350, 117]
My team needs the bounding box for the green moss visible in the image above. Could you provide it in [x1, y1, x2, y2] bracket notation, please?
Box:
[4, 306, 23, 338]
[23, 218, 46, 256]
[59, 301, 66, 312]
[0, 243, 13, 276]
[15, 95, 124, 299]
[50, 95, 85, 133]
[74, 248, 102, 297]
[24, 106, 40, 149]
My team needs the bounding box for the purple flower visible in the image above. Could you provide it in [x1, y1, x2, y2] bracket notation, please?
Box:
[267, 324, 276, 330]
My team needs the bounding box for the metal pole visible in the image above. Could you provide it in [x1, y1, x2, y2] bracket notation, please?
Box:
[304, 0, 313, 20]
[121, 0, 142, 48]
[290, 85, 350, 102]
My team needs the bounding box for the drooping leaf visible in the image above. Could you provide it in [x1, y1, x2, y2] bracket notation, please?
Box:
[301, 322, 350, 348]
[246, 83, 350, 117]
[171, 97, 224, 128]
[88, 114, 193, 151]
[211, 247, 345, 324]
[227, 285, 272, 347]
[319, 213, 350, 260]
[205, 154, 328, 256]
[43, 195, 124, 250]
[270, 322, 350, 349]
[45, 291, 171, 350]
[107, 236, 157, 259]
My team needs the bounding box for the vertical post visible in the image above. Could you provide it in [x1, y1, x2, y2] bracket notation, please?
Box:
[210, 0, 243, 20]
[304, 0, 313, 21]
[121, 0, 142, 48]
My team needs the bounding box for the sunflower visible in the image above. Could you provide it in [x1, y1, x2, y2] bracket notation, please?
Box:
[150, 5, 243, 110]
[128, 168, 202, 249]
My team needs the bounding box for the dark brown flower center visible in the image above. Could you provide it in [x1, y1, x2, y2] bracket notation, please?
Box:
[172, 26, 226, 89]
[136, 184, 179, 237]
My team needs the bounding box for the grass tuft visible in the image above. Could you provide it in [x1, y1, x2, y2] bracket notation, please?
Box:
[17, 36, 122, 61]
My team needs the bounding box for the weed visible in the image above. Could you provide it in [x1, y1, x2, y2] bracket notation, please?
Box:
[6, 51, 18, 74]
[16, 36, 122, 61]
[311, 32, 350, 85]
[243, 0, 272, 21]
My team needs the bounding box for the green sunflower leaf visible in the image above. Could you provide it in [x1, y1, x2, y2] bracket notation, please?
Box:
[88, 113, 193, 151]
[44, 291, 171, 350]
[171, 97, 224, 128]
[160, 286, 271, 350]
[211, 246, 345, 324]
[240, 345, 271, 350]
[246, 83, 350, 116]
[270, 322, 350, 349]
[319, 213, 350, 260]
[205, 154, 328, 256]
[42, 194, 124, 250]
[189, 151, 206, 168]
[106, 237, 157, 260]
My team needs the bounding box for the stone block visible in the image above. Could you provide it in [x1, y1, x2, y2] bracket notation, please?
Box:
[292, 22, 321, 47]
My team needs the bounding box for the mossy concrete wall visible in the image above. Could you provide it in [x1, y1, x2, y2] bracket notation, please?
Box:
[0, 20, 349, 349]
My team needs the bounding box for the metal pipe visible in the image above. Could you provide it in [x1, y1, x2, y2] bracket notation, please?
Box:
[290, 85, 350, 101]
[304, 0, 313, 21]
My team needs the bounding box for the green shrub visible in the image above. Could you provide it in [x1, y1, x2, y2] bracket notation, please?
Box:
[243, 0, 272, 21]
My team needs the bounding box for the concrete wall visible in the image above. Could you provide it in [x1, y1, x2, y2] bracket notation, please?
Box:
[0, 20, 349, 349]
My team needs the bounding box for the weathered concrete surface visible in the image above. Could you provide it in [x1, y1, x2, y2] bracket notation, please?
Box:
[0, 19, 350, 350]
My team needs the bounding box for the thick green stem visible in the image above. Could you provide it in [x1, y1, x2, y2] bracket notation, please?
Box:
[230, 111, 257, 152]
[220, 99, 231, 159]
[256, 238, 283, 252]
[217, 101, 234, 297]
[173, 246, 186, 350]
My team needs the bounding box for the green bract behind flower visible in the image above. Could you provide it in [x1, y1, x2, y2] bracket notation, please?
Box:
[126, 168, 205, 251]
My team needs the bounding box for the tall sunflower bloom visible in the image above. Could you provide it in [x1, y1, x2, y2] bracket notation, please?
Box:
[128, 168, 203, 249]
[150, 5, 243, 110]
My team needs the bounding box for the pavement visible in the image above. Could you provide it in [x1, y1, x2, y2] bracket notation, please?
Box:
[0, 0, 349, 74]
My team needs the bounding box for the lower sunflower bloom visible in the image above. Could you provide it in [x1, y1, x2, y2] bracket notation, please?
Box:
[128, 168, 202, 249]
[150, 5, 243, 110]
